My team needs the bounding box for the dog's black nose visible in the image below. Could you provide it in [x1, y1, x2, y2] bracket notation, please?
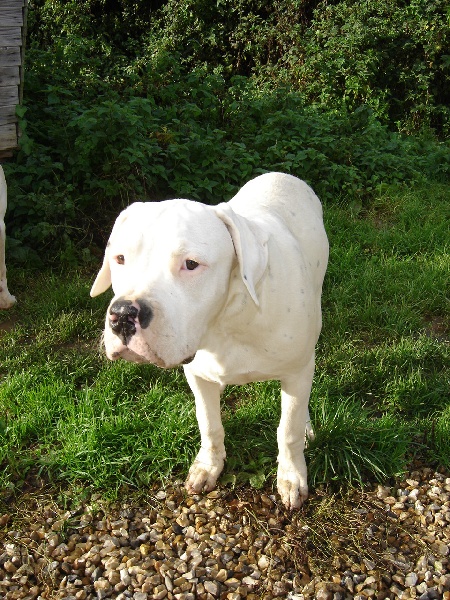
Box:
[109, 299, 139, 345]
[109, 298, 153, 345]
[135, 297, 152, 328]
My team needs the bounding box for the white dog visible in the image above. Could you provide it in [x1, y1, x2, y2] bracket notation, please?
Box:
[0, 166, 16, 309]
[91, 172, 328, 509]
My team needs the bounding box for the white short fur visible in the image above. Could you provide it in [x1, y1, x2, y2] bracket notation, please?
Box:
[0, 166, 16, 309]
[91, 172, 329, 509]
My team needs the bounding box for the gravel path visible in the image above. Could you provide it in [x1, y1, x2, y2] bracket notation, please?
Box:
[1, 467, 449, 600]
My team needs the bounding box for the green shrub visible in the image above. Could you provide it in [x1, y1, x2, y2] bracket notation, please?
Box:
[292, 0, 450, 135]
[28, 0, 450, 135]
[4, 0, 449, 264]
[6, 76, 449, 264]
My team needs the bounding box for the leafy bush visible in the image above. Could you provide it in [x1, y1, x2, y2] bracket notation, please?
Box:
[27, 0, 450, 135]
[6, 70, 449, 264]
[297, 0, 450, 135]
[3, 0, 449, 264]
[141, 0, 450, 135]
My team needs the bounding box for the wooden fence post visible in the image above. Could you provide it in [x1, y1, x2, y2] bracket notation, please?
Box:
[0, 0, 28, 160]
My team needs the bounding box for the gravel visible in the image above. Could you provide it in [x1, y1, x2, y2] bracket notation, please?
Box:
[1, 467, 449, 600]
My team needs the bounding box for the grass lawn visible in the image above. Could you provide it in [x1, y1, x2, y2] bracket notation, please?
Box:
[0, 183, 448, 501]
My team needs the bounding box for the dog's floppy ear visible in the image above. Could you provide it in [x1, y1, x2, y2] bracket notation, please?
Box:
[90, 210, 130, 297]
[90, 242, 112, 297]
[215, 203, 269, 306]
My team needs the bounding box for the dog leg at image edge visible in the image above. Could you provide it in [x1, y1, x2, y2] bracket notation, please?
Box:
[0, 166, 16, 309]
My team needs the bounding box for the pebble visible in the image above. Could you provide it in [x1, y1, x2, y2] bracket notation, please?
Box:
[405, 572, 418, 587]
[1, 467, 449, 599]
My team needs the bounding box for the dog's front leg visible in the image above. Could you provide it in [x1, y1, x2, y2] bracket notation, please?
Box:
[278, 357, 315, 510]
[183, 366, 226, 494]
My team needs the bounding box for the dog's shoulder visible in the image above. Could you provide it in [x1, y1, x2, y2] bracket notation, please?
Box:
[228, 172, 325, 244]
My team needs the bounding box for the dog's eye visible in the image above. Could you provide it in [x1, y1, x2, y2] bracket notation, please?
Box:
[115, 255, 125, 265]
[184, 259, 199, 271]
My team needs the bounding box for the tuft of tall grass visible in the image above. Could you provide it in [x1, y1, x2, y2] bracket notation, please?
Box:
[426, 406, 450, 469]
[306, 396, 411, 487]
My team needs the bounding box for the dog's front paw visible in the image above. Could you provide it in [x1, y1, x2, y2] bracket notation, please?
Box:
[0, 291, 16, 310]
[185, 447, 225, 494]
[277, 463, 308, 510]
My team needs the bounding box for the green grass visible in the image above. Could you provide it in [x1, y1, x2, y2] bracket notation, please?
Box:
[0, 183, 448, 498]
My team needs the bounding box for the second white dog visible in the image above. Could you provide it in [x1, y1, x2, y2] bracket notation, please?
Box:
[91, 172, 328, 509]
[0, 166, 16, 310]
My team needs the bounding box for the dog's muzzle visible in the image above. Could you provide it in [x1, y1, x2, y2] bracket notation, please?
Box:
[109, 298, 153, 345]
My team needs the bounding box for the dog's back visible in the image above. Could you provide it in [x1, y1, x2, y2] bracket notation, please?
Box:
[228, 172, 328, 291]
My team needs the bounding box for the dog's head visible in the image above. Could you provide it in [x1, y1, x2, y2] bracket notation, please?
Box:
[91, 199, 268, 368]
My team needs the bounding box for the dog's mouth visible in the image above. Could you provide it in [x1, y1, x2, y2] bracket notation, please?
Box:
[107, 337, 165, 367]
[110, 347, 161, 365]
[181, 354, 195, 365]
[109, 345, 195, 369]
